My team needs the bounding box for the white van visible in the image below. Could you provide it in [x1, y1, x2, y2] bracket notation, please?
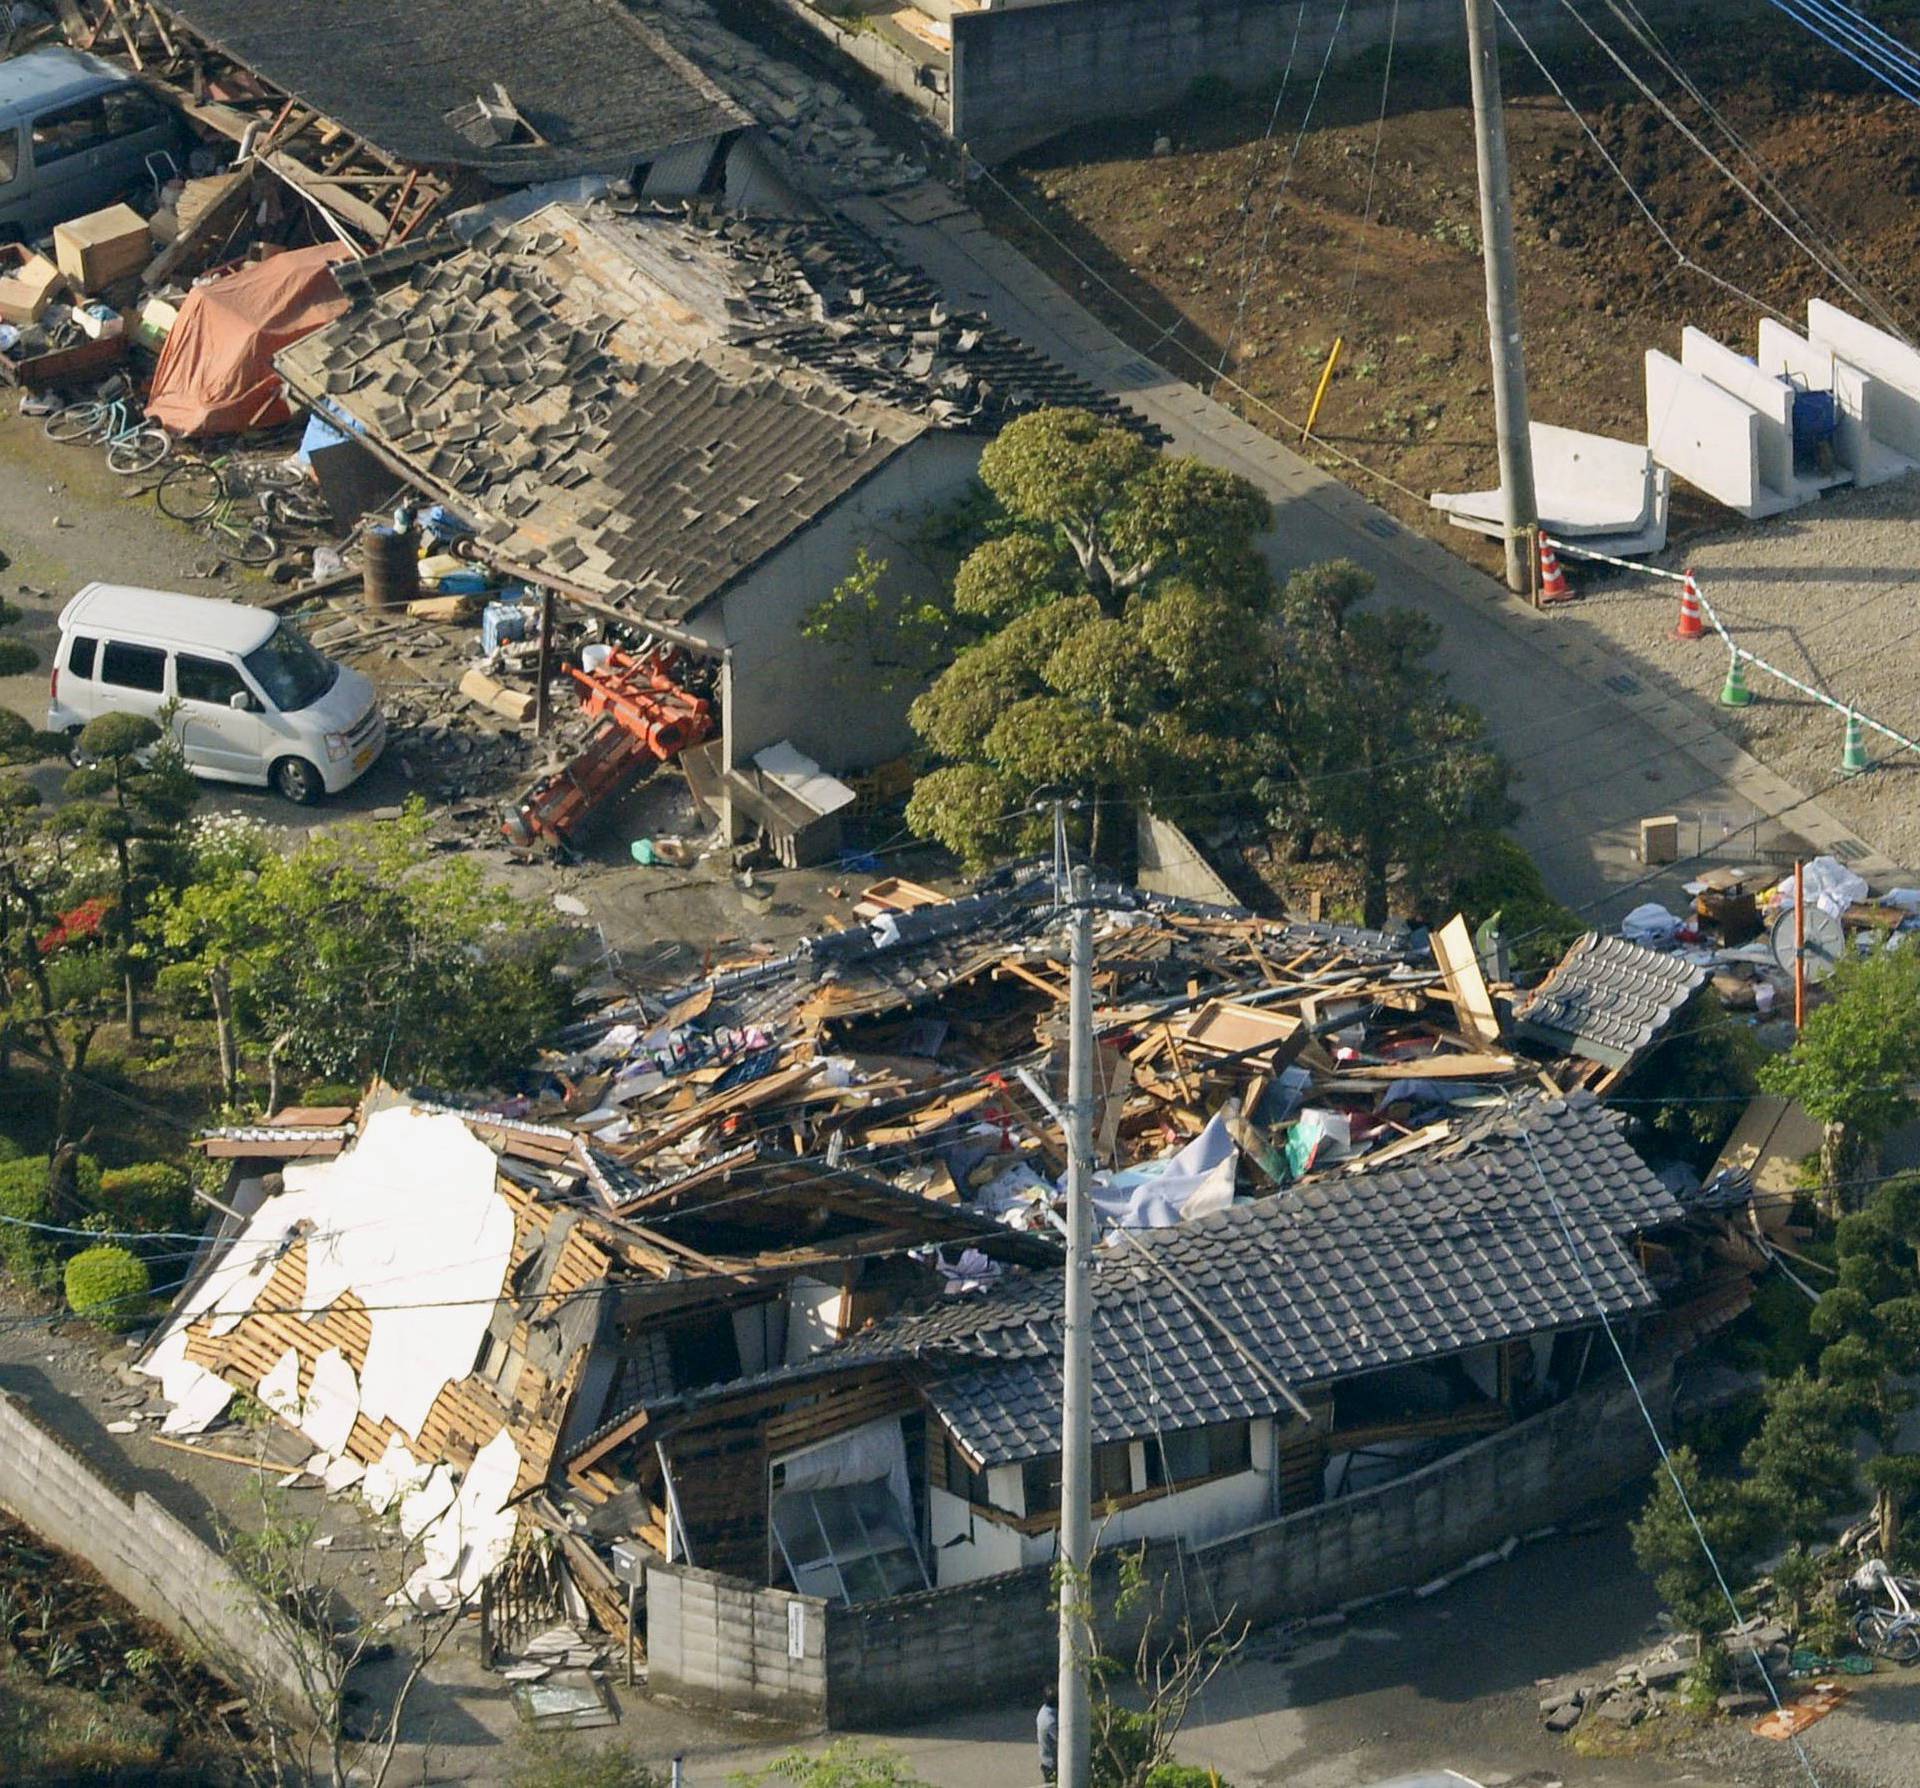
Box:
[47, 584, 385, 803]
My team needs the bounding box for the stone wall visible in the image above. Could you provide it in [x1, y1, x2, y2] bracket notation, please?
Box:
[0, 1390, 324, 1718]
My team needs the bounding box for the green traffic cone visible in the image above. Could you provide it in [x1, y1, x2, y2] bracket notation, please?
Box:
[1719, 656, 1753, 708]
[1841, 709, 1868, 775]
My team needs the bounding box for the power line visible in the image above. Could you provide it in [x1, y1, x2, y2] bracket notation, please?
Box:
[1505, 1097, 1824, 1788]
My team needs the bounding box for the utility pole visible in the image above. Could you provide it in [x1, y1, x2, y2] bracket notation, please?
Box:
[1057, 861, 1095, 1788]
[1464, 0, 1538, 595]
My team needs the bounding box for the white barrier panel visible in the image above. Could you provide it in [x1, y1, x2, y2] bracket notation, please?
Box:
[1646, 349, 1797, 520]
[1763, 315, 1916, 488]
[1679, 327, 1817, 507]
[1430, 421, 1665, 552]
[1807, 299, 1920, 464]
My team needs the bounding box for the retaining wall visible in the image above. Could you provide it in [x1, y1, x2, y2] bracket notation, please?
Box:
[0, 1389, 324, 1718]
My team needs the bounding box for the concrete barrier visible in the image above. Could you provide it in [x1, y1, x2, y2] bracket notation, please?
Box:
[1754, 319, 1913, 489]
[0, 1390, 325, 1719]
[1806, 299, 1920, 468]
[1646, 348, 1797, 519]
[1680, 327, 1820, 507]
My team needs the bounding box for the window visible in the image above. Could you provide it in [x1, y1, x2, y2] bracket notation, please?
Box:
[99, 640, 166, 693]
[65, 634, 98, 679]
[1020, 1443, 1132, 1518]
[243, 624, 337, 712]
[31, 97, 111, 165]
[175, 653, 247, 707]
[99, 88, 170, 140]
[0, 128, 19, 187]
[1144, 1421, 1251, 1490]
[771, 1479, 929, 1606]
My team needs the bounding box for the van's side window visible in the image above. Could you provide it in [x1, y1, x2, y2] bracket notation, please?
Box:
[99, 641, 166, 692]
[175, 653, 246, 706]
[66, 634, 98, 678]
[31, 97, 111, 166]
[100, 88, 171, 140]
[0, 129, 19, 187]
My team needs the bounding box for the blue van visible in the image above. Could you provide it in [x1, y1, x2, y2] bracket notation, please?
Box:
[0, 48, 187, 241]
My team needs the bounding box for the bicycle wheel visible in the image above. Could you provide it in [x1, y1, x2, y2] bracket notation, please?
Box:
[107, 427, 171, 475]
[263, 487, 331, 530]
[228, 525, 278, 568]
[245, 458, 305, 493]
[157, 459, 225, 522]
[44, 401, 106, 444]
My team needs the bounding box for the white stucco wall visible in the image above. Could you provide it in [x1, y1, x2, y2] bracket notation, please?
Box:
[703, 432, 982, 777]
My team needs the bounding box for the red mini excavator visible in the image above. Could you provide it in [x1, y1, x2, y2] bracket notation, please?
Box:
[503, 646, 713, 855]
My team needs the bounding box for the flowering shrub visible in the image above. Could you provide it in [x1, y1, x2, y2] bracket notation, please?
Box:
[37, 896, 110, 956]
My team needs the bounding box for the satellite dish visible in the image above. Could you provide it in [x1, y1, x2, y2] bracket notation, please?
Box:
[1770, 905, 1846, 983]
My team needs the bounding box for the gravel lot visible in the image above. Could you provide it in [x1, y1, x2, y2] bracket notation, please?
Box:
[1556, 474, 1920, 876]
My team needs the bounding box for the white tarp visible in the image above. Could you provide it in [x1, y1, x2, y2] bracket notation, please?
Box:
[1092, 1108, 1238, 1229]
[775, 1414, 913, 1527]
[1771, 854, 1869, 920]
[363, 1435, 432, 1516]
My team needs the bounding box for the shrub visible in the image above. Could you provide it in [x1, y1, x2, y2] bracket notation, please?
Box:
[0, 1155, 100, 1290]
[296, 1083, 362, 1110]
[507, 1727, 665, 1788]
[97, 1162, 194, 1234]
[1449, 831, 1585, 976]
[64, 1245, 151, 1331]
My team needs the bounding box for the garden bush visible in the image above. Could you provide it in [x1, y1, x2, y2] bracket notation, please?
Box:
[63, 1245, 151, 1331]
[0, 1154, 99, 1289]
[97, 1161, 194, 1233]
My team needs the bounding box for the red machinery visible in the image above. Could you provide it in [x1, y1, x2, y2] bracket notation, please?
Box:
[503, 647, 713, 854]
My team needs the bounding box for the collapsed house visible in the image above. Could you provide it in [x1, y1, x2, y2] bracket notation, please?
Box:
[146, 878, 1757, 1717]
[270, 194, 1139, 840]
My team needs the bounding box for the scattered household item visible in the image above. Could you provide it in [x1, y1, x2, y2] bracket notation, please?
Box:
[363, 523, 421, 611]
[481, 598, 531, 654]
[53, 202, 152, 295]
[1639, 814, 1679, 867]
[1771, 855, 1868, 919]
[0, 245, 65, 324]
[75, 302, 122, 341]
[145, 243, 351, 437]
[1768, 905, 1846, 985]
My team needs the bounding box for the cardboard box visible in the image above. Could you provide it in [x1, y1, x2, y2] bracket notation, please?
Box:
[53, 204, 152, 294]
[0, 248, 66, 324]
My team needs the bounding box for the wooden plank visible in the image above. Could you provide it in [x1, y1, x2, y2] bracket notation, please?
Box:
[143, 164, 255, 288]
[1432, 914, 1502, 1049]
[1338, 1052, 1518, 1081]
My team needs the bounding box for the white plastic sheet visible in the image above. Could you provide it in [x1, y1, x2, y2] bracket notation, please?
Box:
[1772, 855, 1869, 920]
[1092, 1108, 1239, 1229]
[301, 1347, 360, 1456]
[774, 1415, 913, 1530]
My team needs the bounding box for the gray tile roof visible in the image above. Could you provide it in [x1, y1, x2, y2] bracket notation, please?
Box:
[845, 1092, 1679, 1465]
[161, 0, 751, 181]
[278, 200, 1144, 627]
[1512, 933, 1707, 1068]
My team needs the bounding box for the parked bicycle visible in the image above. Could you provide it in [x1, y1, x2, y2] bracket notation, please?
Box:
[43, 393, 171, 475]
[154, 452, 323, 566]
[1848, 1559, 1920, 1664]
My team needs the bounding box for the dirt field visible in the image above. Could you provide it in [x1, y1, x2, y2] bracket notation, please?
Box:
[983, 11, 1920, 573]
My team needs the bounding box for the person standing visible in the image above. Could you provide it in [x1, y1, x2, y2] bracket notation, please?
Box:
[1037, 1686, 1059, 1783]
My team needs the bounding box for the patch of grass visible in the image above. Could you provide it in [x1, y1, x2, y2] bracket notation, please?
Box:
[0, 1651, 174, 1780]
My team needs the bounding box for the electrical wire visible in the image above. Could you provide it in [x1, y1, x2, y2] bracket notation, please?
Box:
[1506, 1096, 1825, 1788]
[1212, 0, 1352, 390]
[1215, 4, 1311, 357]
[1341, 0, 1400, 322]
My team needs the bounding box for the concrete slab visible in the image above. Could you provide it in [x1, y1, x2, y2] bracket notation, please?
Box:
[1431, 420, 1661, 541]
[1680, 326, 1820, 506]
[1806, 299, 1920, 473]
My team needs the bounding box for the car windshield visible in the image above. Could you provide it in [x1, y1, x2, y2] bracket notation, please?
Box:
[242, 624, 337, 712]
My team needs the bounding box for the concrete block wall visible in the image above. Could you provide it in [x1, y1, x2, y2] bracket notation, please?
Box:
[823, 1360, 1670, 1726]
[949, 0, 1707, 160]
[647, 1561, 830, 1722]
[0, 1390, 322, 1718]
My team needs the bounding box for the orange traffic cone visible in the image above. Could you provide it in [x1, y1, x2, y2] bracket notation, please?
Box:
[1538, 533, 1572, 603]
[1674, 570, 1705, 640]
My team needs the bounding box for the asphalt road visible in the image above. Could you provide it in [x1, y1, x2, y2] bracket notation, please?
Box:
[840, 189, 1907, 924]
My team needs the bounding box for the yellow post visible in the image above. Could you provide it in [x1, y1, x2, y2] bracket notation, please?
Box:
[1301, 335, 1344, 445]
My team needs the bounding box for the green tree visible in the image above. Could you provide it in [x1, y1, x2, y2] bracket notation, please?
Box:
[1740, 1368, 1859, 1547]
[154, 801, 570, 1104]
[1630, 1446, 1753, 1646]
[1761, 944, 1920, 1205]
[1619, 988, 1762, 1169]
[905, 409, 1274, 867]
[1258, 561, 1513, 928]
[58, 711, 198, 1037]
[802, 547, 952, 696]
[1810, 1175, 1920, 1554]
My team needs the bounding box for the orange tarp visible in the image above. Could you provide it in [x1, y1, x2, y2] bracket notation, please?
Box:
[146, 244, 352, 438]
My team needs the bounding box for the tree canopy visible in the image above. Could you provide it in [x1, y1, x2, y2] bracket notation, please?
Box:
[906, 407, 1275, 867]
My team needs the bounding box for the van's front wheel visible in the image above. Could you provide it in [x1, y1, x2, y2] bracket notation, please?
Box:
[270, 756, 323, 805]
